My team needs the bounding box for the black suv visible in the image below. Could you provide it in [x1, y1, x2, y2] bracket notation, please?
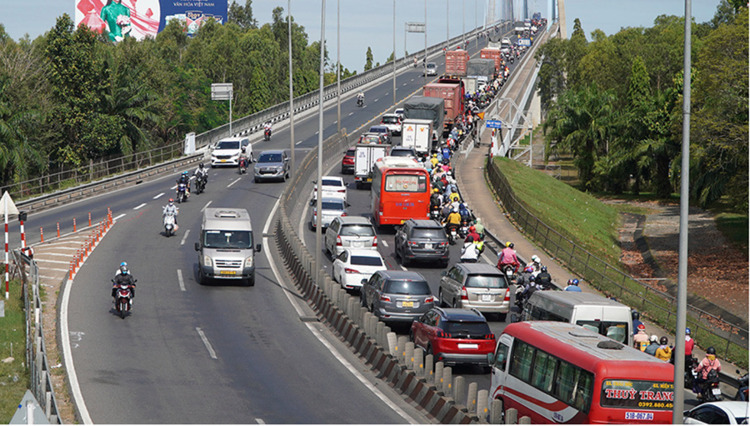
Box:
[395, 219, 450, 267]
[360, 270, 436, 324]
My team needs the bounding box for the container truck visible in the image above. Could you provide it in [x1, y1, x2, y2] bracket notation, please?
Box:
[444, 49, 469, 77]
[479, 48, 503, 75]
[423, 82, 463, 133]
[403, 96, 444, 145]
[400, 119, 433, 156]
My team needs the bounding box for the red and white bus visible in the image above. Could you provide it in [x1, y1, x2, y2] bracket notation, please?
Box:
[371, 157, 430, 227]
[488, 321, 674, 424]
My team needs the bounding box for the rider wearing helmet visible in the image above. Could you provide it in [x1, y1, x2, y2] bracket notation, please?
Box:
[163, 198, 179, 224]
[430, 187, 442, 207]
[529, 254, 542, 274]
[465, 225, 481, 243]
[497, 241, 520, 273]
[694, 347, 721, 399]
[114, 261, 129, 277]
[632, 310, 644, 336]
[535, 265, 552, 289]
[176, 170, 191, 197]
[655, 336, 672, 362]
[644, 335, 660, 356]
[112, 263, 136, 305]
[564, 278, 582, 292]
[194, 163, 208, 187]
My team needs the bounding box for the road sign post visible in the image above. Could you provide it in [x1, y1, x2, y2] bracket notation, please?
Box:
[211, 83, 234, 136]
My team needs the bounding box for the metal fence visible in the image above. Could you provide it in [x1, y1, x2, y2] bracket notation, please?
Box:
[16, 250, 62, 424]
[485, 160, 749, 364]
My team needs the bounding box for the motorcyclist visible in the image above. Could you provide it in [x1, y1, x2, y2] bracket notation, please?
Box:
[460, 236, 480, 263]
[529, 254, 542, 275]
[441, 145, 451, 162]
[632, 310, 644, 336]
[644, 335, 660, 356]
[114, 261, 129, 277]
[516, 265, 535, 288]
[473, 217, 485, 238]
[356, 91, 365, 105]
[194, 163, 208, 188]
[634, 324, 649, 351]
[693, 347, 721, 399]
[535, 266, 552, 289]
[564, 278, 582, 292]
[264, 121, 273, 136]
[458, 203, 472, 222]
[465, 225, 482, 243]
[176, 171, 191, 197]
[685, 328, 696, 365]
[497, 242, 520, 273]
[430, 153, 440, 168]
[447, 185, 461, 203]
[163, 198, 179, 225]
[430, 188, 442, 208]
[443, 207, 462, 236]
[112, 264, 136, 306]
[655, 336, 672, 362]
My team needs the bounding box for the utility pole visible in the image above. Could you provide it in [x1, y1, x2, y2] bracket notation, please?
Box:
[315, 0, 326, 286]
[337, 0, 341, 132]
[288, 0, 295, 180]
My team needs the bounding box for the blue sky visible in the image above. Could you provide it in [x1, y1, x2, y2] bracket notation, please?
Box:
[0, 0, 722, 72]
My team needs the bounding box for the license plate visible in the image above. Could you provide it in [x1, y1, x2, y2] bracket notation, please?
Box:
[625, 412, 653, 421]
[401, 301, 414, 308]
[219, 270, 236, 275]
[482, 294, 494, 302]
[220, 160, 227, 163]
[458, 343, 478, 349]
[425, 243, 433, 249]
[354, 241, 363, 247]
[712, 388, 722, 396]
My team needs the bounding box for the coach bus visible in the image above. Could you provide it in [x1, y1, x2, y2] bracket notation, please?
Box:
[487, 321, 674, 424]
[371, 156, 430, 227]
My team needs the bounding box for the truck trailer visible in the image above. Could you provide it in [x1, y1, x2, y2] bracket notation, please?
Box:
[403, 96, 444, 145]
[423, 82, 464, 133]
[444, 49, 469, 77]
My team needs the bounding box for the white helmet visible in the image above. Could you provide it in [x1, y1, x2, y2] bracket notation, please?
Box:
[531, 255, 540, 263]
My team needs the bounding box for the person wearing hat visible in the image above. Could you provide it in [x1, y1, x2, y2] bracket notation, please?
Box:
[634, 323, 649, 351]
[655, 336, 672, 362]
[644, 335, 660, 356]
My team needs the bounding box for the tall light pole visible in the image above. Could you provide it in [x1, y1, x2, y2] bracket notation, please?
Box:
[446, 0, 449, 50]
[315, 0, 326, 285]
[336, 0, 341, 132]
[288, 0, 295, 181]
[393, 0, 396, 105]
[462, 0, 466, 47]
[423, 0, 427, 78]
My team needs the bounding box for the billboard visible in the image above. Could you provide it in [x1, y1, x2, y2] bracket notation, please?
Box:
[75, 0, 228, 41]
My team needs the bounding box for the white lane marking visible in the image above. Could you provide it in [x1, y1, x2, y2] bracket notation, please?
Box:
[171, 185, 177, 190]
[315, 131, 319, 135]
[153, 192, 165, 199]
[201, 200, 213, 212]
[348, 112, 354, 116]
[177, 269, 186, 291]
[134, 203, 146, 210]
[402, 83, 407, 86]
[374, 98, 379, 103]
[180, 229, 191, 246]
[410, 78, 414, 81]
[227, 177, 241, 188]
[381, 240, 388, 248]
[399, 262, 407, 271]
[196, 327, 218, 359]
[333, 121, 337, 124]
[255, 419, 265, 424]
[114, 213, 126, 221]
[61, 282, 93, 423]
[262, 199, 419, 424]
[296, 140, 303, 145]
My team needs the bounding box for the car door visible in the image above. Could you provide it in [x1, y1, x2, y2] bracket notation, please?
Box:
[325, 218, 340, 254]
[413, 310, 435, 349]
[444, 267, 461, 305]
[395, 224, 407, 255]
[364, 273, 380, 309]
[333, 250, 347, 281]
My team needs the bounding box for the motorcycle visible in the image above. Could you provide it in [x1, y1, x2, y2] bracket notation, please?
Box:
[446, 224, 459, 245]
[112, 279, 135, 319]
[736, 370, 748, 401]
[696, 369, 722, 402]
[176, 182, 188, 203]
[194, 175, 206, 194]
[163, 213, 177, 237]
[684, 356, 698, 390]
[356, 97, 364, 107]
[239, 156, 248, 174]
[458, 220, 470, 238]
[264, 128, 272, 141]
[500, 264, 516, 281]
[430, 205, 441, 221]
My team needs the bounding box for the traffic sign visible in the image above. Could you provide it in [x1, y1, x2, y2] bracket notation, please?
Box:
[486, 120, 502, 129]
[519, 38, 531, 47]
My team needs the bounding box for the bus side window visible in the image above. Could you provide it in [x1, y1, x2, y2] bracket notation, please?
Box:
[509, 340, 534, 382]
[573, 370, 594, 413]
[494, 342, 509, 372]
[531, 350, 556, 393]
[553, 360, 579, 407]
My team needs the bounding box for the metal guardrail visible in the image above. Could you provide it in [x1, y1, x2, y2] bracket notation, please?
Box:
[484, 161, 749, 364]
[15, 250, 62, 424]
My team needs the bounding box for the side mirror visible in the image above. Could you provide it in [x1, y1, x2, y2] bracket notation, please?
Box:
[256, 244, 262, 253]
[486, 353, 495, 365]
[194, 242, 201, 251]
[361, 279, 368, 285]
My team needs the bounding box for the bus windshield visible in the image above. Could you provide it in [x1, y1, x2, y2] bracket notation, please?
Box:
[384, 174, 427, 192]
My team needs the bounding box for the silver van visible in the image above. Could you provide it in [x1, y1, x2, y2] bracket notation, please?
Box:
[195, 208, 261, 286]
[520, 291, 633, 346]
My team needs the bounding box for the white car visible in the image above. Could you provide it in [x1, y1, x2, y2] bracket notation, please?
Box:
[310, 197, 347, 230]
[325, 216, 378, 256]
[332, 248, 386, 290]
[311, 176, 348, 204]
[684, 401, 749, 424]
[394, 108, 405, 121]
[424, 62, 438, 76]
[380, 113, 402, 136]
[210, 137, 251, 167]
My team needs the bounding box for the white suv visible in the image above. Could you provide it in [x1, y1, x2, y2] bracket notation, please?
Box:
[325, 216, 378, 256]
[210, 137, 251, 167]
[380, 113, 402, 136]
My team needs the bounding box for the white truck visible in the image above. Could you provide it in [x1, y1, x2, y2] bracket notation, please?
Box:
[400, 118, 433, 157]
[354, 143, 387, 189]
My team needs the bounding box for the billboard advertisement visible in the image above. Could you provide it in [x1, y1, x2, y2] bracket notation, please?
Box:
[75, 0, 227, 42]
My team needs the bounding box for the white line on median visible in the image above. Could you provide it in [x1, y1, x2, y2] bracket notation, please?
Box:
[348, 112, 354, 116]
[177, 269, 186, 291]
[134, 203, 146, 210]
[227, 177, 241, 188]
[180, 229, 190, 246]
[114, 213, 126, 221]
[196, 327, 218, 359]
[153, 192, 165, 199]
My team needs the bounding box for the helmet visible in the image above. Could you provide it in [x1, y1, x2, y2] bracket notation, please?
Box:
[572, 279, 579, 285]
[199, 163, 204, 169]
[524, 266, 534, 273]
[659, 336, 668, 345]
[433, 188, 439, 193]
[506, 241, 512, 248]
[650, 335, 659, 343]
[706, 347, 716, 355]
[632, 310, 640, 320]
[433, 153, 437, 158]
[469, 225, 476, 232]
[531, 255, 540, 263]
[459, 203, 465, 209]
[182, 171, 188, 176]
[120, 262, 127, 268]
[686, 327, 691, 335]
[540, 266, 547, 273]
[168, 198, 174, 204]
[637, 323, 646, 331]
[529, 275, 535, 282]
[120, 266, 128, 275]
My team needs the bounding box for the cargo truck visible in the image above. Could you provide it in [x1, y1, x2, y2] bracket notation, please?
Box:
[479, 48, 503, 75]
[403, 96, 444, 146]
[354, 143, 388, 189]
[444, 49, 469, 76]
[423, 81, 464, 133]
[400, 118, 433, 156]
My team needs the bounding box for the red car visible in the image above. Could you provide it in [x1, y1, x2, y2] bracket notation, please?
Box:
[341, 147, 355, 174]
[410, 307, 495, 371]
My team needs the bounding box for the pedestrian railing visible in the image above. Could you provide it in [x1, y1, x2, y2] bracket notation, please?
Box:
[485, 159, 749, 366]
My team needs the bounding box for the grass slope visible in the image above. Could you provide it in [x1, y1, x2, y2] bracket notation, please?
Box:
[496, 157, 621, 266]
[0, 281, 29, 423]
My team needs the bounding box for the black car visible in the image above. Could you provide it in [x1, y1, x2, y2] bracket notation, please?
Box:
[394, 219, 450, 267]
[368, 125, 393, 144]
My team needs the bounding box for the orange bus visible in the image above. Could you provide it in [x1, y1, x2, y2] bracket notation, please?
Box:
[488, 321, 674, 424]
[371, 157, 430, 227]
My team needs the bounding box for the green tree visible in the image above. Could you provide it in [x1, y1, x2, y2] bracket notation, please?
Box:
[364, 46, 373, 71]
[228, 0, 257, 30]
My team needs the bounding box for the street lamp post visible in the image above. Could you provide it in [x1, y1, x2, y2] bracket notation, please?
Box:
[337, 0, 341, 132]
[393, 0, 396, 105]
[315, 0, 326, 285]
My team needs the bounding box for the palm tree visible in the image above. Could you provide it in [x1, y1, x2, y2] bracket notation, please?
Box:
[0, 83, 44, 187]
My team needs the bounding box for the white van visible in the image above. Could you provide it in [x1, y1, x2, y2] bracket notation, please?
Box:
[520, 291, 633, 346]
[195, 208, 261, 286]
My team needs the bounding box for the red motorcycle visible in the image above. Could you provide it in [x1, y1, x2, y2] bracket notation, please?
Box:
[264, 128, 272, 141]
[113, 280, 136, 319]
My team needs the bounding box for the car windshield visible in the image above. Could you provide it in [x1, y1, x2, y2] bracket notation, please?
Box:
[350, 255, 383, 267]
[443, 321, 491, 338]
[412, 228, 445, 239]
[203, 230, 252, 249]
[340, 224, 375, 237]
[427, 63, 436, 69]
[384, 280, 431, 295]
[361, 135, 380, 144]
[321, 201, 345, 211]
[382, 117, 399, 124]
[370, 127, 386, 134]
[346, 149, 356, 156]
[216, 141, 240, 150]
[258, 153, 282, 163]
[576, 320, 629, 344]
[322, 179, 343, 187]
[465, 274, 506, 288]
